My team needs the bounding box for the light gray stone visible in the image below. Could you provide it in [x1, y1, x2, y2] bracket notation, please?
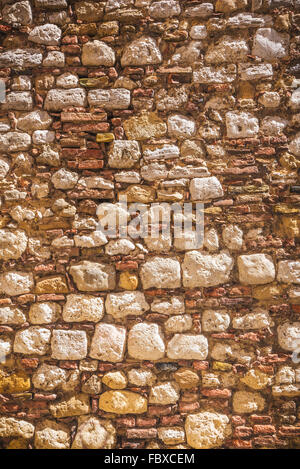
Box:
[205, 36, 249, 64]
[190, 176, 223, 201]
[69, 261, 116, 291]
[2, 1, 32, 25]
[202, 310, 230, 332]
[121, 36, 162, 66]
[29, 302, 61, 324]
[149, 1, 180, 18]
[0, 271, 34, 296]
[0, 49, 43, 68]
[238, 254, 276, 285]
[90, 323, 126, 362]
[105, 291, 150, 319]
[183, 250, 234, 288]
[140, 257, 181, 289]
[252, 28, 289, 60]
[29, 23, 62, 45]
[193, 65, 236, 83]
[278, 322, 300, 351]
[44, 88, 87, 111]
[277, 260, 300, 284]
[238, 63, 273, 80]
[233, 309, 273, 330]
[43, 51, 65, 67]
[0, 132, 31, 151]
[185, 412, 231, 449]
[63, 294, 104, 322]
[51, 168, 79, 189]
[167, 334, 208, 360]
[0, 229, 27, 259]
[14, 327, 51, 355]
[128, 323, 165, 360]
[0, 306, 26, 325]
[17, 110, 52, 132]
[56, 73, 79, 89]
[107, 140, 140, 168]
[226, 112, 259, 138]
[168, 114, 196, 139]
[149, 381, 180, 404]
[82, 41, 115, 66]
[51, 330, 88, 360]
[184, 3, 213, 17]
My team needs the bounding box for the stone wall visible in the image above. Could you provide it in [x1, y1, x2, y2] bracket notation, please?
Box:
[0, 0, 299, 450]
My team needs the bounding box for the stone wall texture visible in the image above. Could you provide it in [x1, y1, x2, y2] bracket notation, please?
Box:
[0, 0, 299, 451]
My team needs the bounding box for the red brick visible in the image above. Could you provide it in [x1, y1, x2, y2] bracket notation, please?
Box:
[126, 428, 157, 439]
[148, 405, 173, 416]
[234, 426, 253, 438]
[253, 425, 275, 435]
[201, 388, 232, 398]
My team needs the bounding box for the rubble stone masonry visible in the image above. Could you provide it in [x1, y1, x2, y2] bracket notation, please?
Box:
[0, 0, 299, 450]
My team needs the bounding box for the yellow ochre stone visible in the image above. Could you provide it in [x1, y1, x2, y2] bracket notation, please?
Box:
[123, 112, 167, 141]
[35, 276, 69, 294]
[96, 133, 115, 143]
[119, 271, 138, 290]
[99, 390, 147, 414]
[0, 369, 31, 394]
[102, 371, 127, 389]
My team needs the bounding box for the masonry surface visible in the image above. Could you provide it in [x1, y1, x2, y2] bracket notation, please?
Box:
[0, 0, 299, 450]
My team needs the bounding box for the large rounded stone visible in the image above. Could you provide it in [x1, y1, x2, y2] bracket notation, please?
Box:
[128, 323, 165, 360]
[99, 391, 147, 414]
[3, 1, 32, 25]
[233, 391, 265, 413]
[69, 261, 116, 291]
[0, 271, 34, 296]
[17, 110, 52, 132]
[185, 412, 231, 449]
[0, 229, 27, 260]
[278, 322, 300, 351]
[34, 420, 70, 449]
[121, 36, 162, 66]
[0, 417, 34, 439]
[14, 327, 51, 355]
[90, 323, 126, 362]
[105, 291, 149, 319]
[182, 251, 234, 288]
[82, 40, 115, 66]
[29, 24, 62, 45]
[140, 257, 181, 289]
[51, 330, 88, 360]
[32, 363, 79, 392]
[72, 416, 115, 449]
[167, 334, 208, 360]
[252, 28, 289, 60]
[63, 294, 104, 322]
[238, 254, 276, 285]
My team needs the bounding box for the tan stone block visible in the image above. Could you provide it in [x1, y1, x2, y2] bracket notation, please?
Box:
[123, 112, 167, 141]
[185, 412, 231, 449]
[50, 394, 90, 418]
[99, 390, 147, 414]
